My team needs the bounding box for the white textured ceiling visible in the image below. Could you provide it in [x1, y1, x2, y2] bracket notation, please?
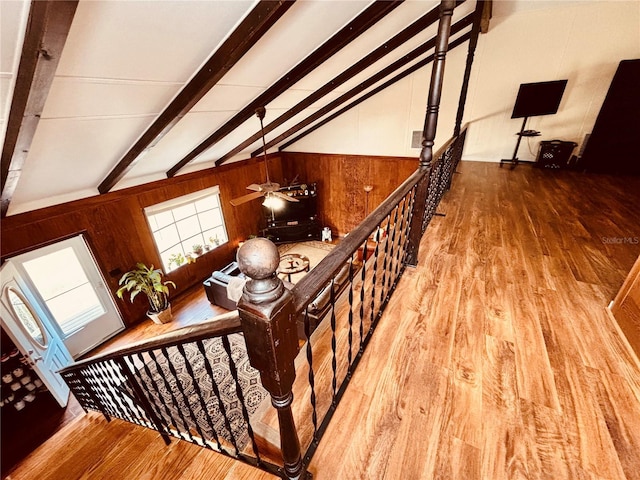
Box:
[2, 0, 482, 215]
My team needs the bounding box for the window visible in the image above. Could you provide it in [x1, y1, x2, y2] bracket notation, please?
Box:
[145, 186, 229, 272]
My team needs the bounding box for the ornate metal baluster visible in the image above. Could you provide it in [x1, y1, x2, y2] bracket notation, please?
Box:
[347, 252, 355, 376]
[147, 349, 193, 442]
[174, 343, 216, 448]
[304, 308, 318, 441]
[109, 359, 149, 427]
[369, 224, 382, 330]
[160, 346, 207, 445]
[221, 335, 262, 463]
[93, 361, 132, 423]
[381, 207, 399, 306]
[393, 194, 410, 282]
[86, 364, 117, 418]
[133, 351, 179, 441]
[197, 339, 240, 456]
[359, 240, 367, 352]
[329, 278, 338, 404]
[117, 356, 171, 444]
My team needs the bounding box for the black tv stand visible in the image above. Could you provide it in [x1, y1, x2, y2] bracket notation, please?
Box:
[262, 183, 321, 244]
[500, 116, 540, 169]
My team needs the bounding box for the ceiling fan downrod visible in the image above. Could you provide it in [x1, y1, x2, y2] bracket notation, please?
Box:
[255, 106, 271, 185]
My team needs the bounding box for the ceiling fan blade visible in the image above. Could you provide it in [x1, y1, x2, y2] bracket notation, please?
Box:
[246, 184, 262, 192]
[230, 191, 265, 206]
[273, 191, 299, 202]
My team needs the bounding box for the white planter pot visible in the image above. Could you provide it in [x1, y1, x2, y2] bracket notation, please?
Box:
[147, 304, 173, 324]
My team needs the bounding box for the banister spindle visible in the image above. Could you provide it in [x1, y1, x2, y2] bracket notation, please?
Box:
[406, 0, 456, 267]
[236, 238, 305, 480]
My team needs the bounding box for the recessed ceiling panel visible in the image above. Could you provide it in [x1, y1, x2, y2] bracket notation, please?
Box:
[220, 0, 371, 88]
[42, 77, 181, 119]
[190, 84, 264, 113]
[57, 0, 256, 82]
[11, 116, 156, 208]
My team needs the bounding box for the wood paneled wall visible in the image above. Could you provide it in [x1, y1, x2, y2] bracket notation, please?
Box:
[1, 156, 285, 326]
[1, 151, 416, 327]
[281, 151, 418, 235]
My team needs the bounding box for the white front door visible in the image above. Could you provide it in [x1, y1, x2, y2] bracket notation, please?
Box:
[5, 235, 124, 358]
[0, 261, 73, 407]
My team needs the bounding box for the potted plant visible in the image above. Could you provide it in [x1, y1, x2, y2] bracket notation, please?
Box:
[192, 243, 204, 256]
[168, 252, 186, 269]
[116, 263, 176, 324]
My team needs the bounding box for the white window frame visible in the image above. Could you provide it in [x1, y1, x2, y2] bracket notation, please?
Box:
[144, 186, 229, 272]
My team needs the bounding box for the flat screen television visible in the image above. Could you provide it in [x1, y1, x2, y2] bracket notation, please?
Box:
[511, 80, 568, 118]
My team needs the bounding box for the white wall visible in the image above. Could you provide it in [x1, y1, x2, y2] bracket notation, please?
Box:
[286, 1, 640, 163]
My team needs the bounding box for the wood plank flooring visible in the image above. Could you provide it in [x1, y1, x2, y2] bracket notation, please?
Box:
[7, 161, 640, 480]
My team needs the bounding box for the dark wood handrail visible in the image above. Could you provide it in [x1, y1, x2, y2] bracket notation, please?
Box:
[60, 311, 241, 372]
[290, 123, 467, 314]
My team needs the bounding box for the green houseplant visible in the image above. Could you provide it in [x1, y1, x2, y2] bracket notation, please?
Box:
[116, 263, 176, 324]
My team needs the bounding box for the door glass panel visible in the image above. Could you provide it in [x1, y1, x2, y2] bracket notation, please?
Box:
[6, 287, 47, 348]
[22, 247, 106, 336]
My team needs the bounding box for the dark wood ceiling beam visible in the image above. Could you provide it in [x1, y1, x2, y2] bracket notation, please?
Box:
[481, 0, 492, 33]
[97, 0, 295, 193]
[166, 0, 404, 177]
[278, 31, 471, 152]
[215, 0, 465, 167]
[254, 14, 473, 156]
[1, 1, 78, 217]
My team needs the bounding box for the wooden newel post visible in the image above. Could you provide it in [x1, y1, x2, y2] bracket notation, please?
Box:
[236, 238, 305, 480]
[406, 0, 456, 267]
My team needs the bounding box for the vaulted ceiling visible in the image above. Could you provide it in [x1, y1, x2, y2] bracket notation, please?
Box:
[1, 0, 485, 217]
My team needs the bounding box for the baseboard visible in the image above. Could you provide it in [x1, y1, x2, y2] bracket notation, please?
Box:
[605, 306, 640, 371]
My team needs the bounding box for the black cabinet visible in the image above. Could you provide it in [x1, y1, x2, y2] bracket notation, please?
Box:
[262, 183, 321, 243]
[581, 59, 640, 175]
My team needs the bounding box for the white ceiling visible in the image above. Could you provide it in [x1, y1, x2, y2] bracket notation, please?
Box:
[1, 0, 481, 215]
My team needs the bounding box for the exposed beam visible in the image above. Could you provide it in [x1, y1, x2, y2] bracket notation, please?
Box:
[1, 1, 78, 217]
[255, 15, 473, 155]
[97, 0, 295, 193]
[481, 0, 492, 33]
[166, 0, 404, 177]
[278, 32, 471, 152]
[216, 1, 466, 167]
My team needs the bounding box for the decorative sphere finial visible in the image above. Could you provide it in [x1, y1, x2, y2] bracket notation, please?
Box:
[237, 237, 279, 280]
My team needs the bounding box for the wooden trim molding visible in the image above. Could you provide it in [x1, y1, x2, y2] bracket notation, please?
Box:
[97, 0, 295, 193]
[610, 254, 640, 359]
[0, 1, 78, 218]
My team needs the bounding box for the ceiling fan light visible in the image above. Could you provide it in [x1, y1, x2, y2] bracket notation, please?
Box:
[262, 194, 284, 210]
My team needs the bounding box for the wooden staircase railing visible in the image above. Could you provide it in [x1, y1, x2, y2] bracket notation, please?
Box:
[59, 2, 471, 478]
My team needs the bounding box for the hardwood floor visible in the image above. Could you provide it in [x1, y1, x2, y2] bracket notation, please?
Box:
[7, 162, 640, 480]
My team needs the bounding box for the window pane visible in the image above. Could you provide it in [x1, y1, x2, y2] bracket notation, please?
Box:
[173, 203, 196, 221]
[206, 226, 227, 244]
[161, 247, 186, 273]
[182, 235, 205, 254]
[176, 216, 200, 240]
[153, 211, 174, 230]
[147, 215, 158, 231]
[155, 224, 180, 251]
[23, 248, 88, 300]
[195, 195, 217, 213]
[198, 212, 217, 231]
[46, 283, 105, 335]
[146, 190, 226, 271]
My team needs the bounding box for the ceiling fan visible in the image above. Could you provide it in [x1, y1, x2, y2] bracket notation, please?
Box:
[229, 107, 299, 208]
